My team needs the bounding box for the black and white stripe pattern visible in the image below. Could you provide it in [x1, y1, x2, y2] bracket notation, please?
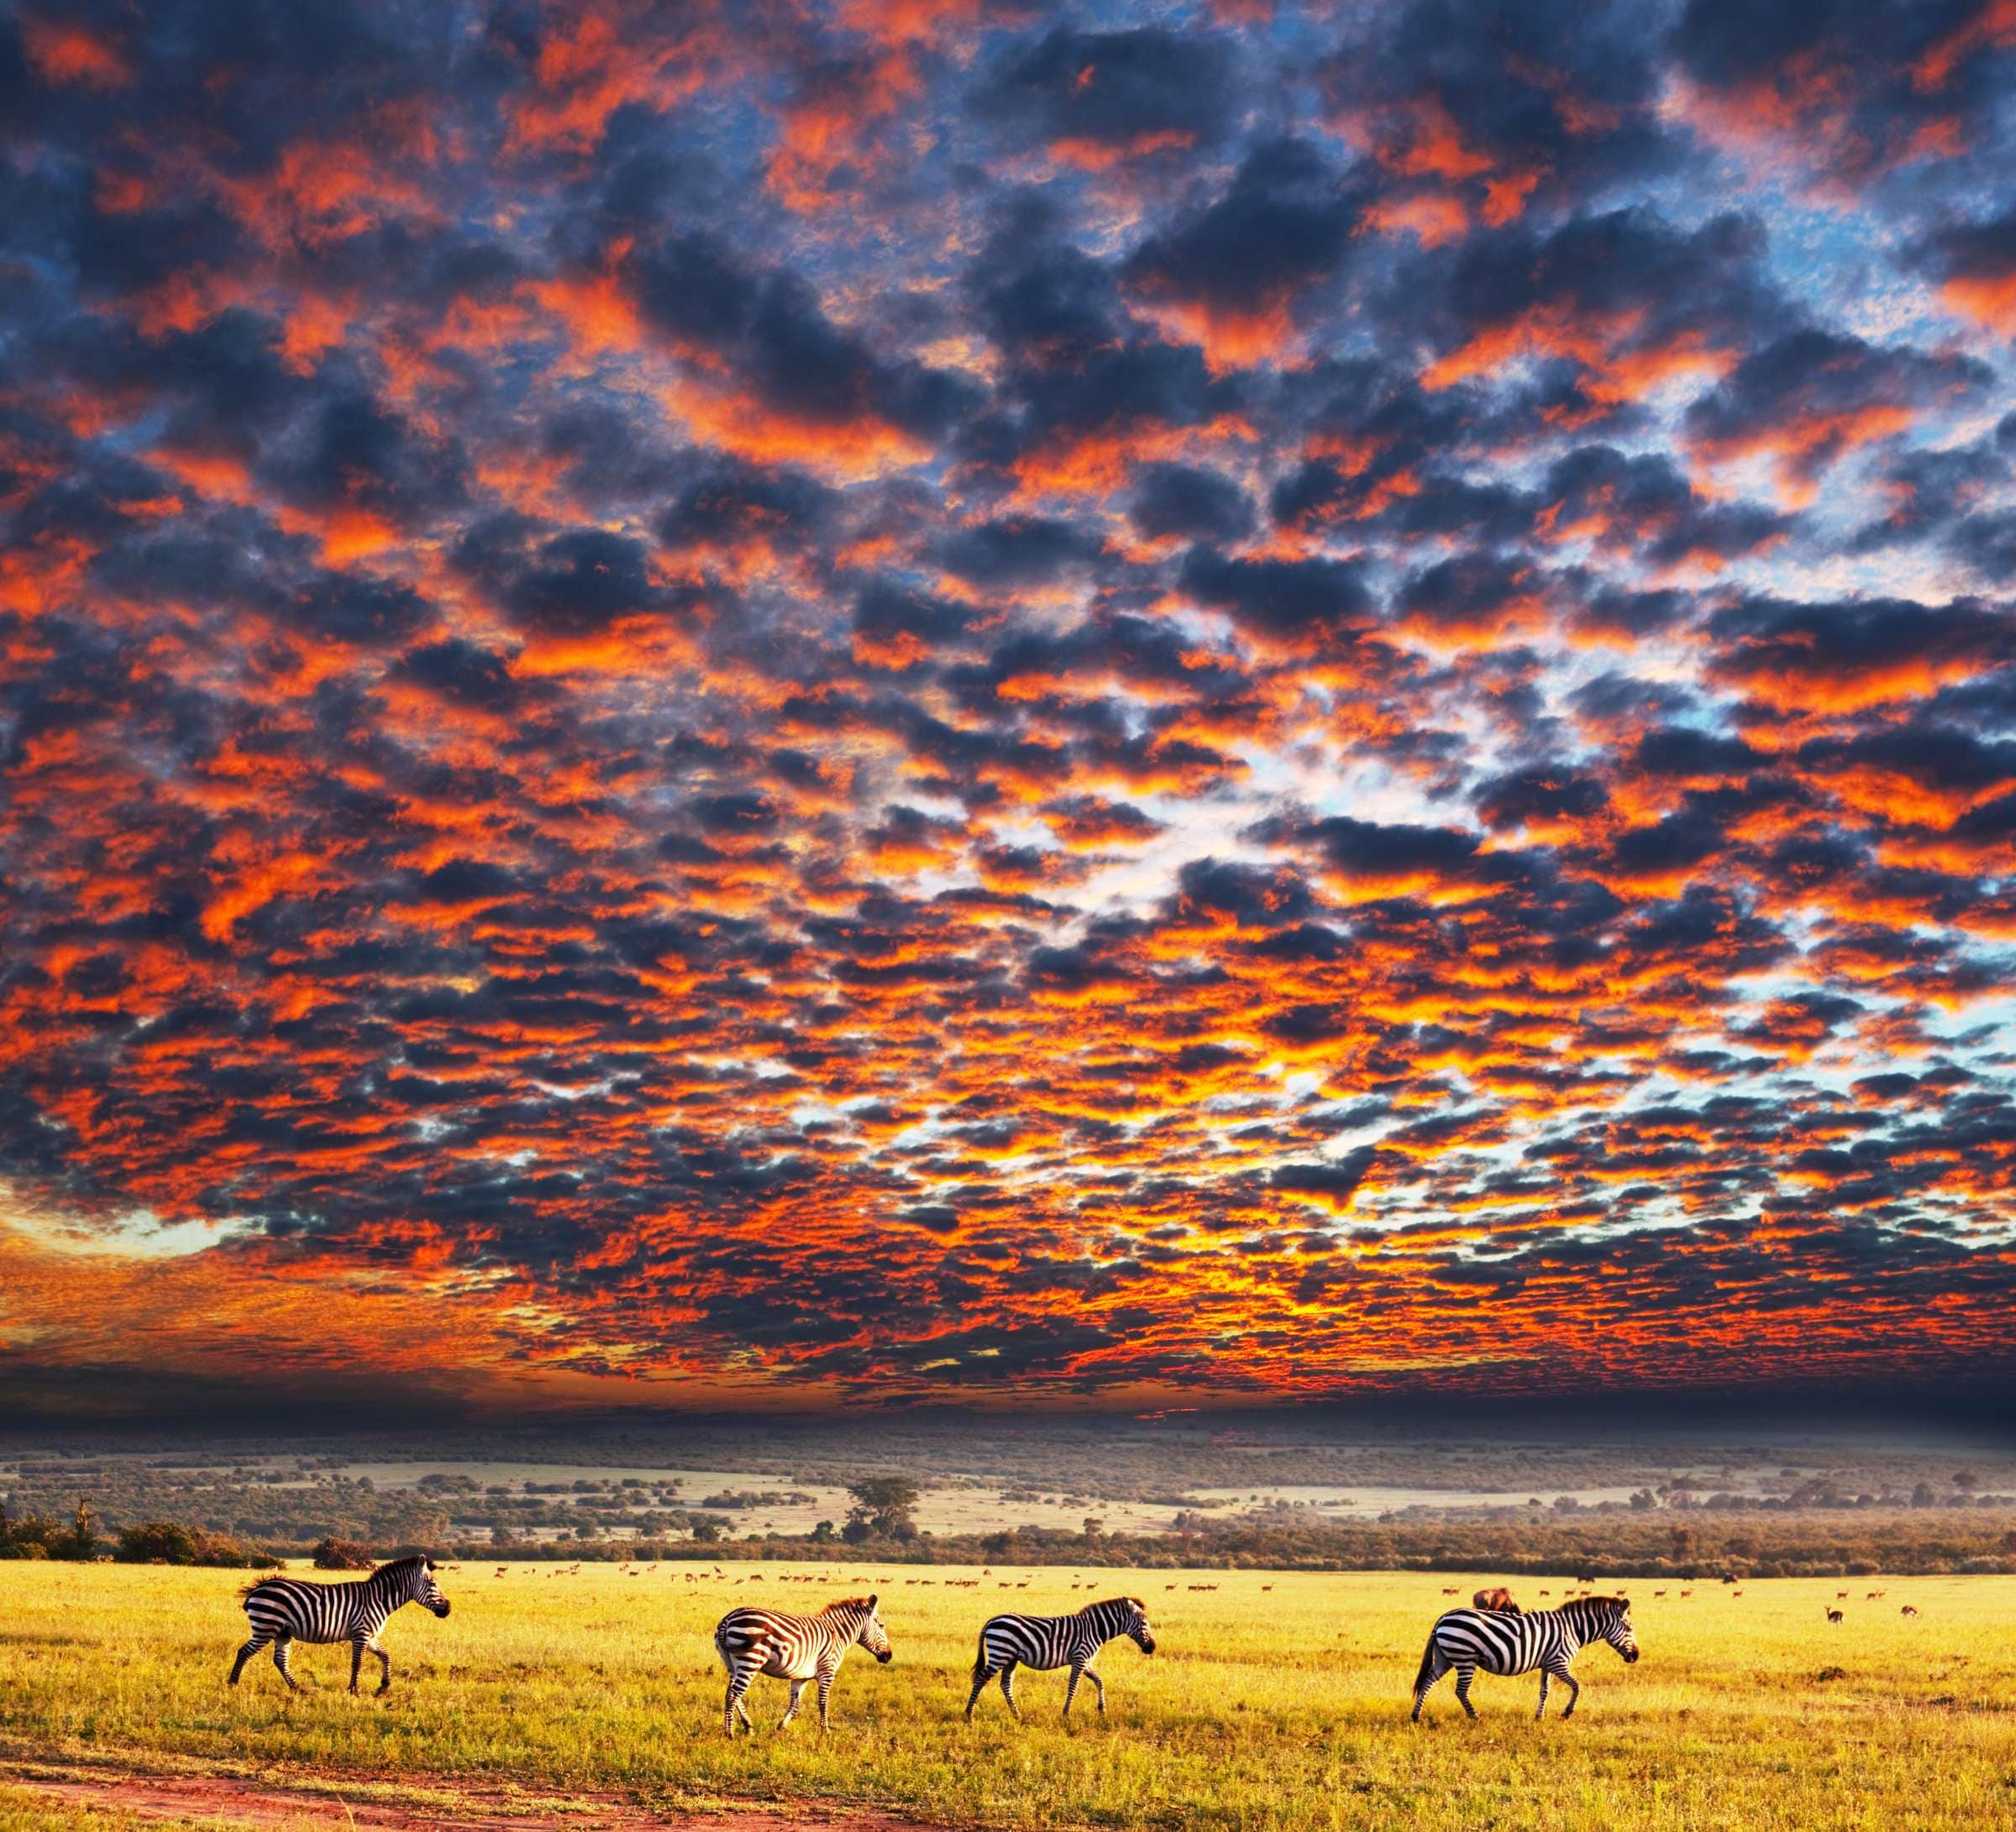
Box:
[714, 1593, 892, 1735]
[965, 1596, 1156, 1720]
[229, 1555, 451, 1696]
[1410, 1595, 1639, 1720]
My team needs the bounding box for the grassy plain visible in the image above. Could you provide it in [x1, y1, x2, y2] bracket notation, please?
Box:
[1, 1561, 2010, 1830]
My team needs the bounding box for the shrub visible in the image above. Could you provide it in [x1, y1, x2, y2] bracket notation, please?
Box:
[312, 1535, 375, 1569]
[0, 1501, 100, 1561]
[115, 1521, 276, 1567]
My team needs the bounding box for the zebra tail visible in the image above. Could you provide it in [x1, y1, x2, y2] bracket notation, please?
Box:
[972, 1635, 991, 1684]
[1412, 1631, 1437, 1697]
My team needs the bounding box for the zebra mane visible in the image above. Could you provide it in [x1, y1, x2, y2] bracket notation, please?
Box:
[376, 1554, 429, 1578]
[822, 1594, 874, 1614]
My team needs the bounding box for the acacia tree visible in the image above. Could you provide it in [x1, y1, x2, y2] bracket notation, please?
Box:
[846, 1478, 921, 1541]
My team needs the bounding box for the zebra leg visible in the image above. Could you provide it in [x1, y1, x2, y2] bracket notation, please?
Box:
[999, 1663, 1021, 1722]
[1536, 1670, 1551, 1719]
[229, 1635, 268, 1685]
[272, 1637, 302, 1692]
[780, 1678, 807, 1729]
[349, 1636, 366, 1695]
[816, 1668, 834, 1732]
[722, 1670, 753, 1736]
[1555, 1662, 1581, 1719]
[964, 1663, 995, 1720]
[1063, 1662, 1083, 1719]
[372, 1645, 392, 1696]
[1084, 1666, 1107, 1714]
[1411, 1646, 1448, 1722]
[1453, 1663, 1478, 1720]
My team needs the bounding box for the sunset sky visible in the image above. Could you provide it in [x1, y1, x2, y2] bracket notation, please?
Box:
[2, 0, 2013, 1420]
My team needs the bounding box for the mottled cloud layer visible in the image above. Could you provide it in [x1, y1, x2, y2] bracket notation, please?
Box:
[2, 0, 2013, 1415]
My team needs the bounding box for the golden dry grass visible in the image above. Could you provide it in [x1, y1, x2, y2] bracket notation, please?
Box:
[1, 1561, 2011, 1829]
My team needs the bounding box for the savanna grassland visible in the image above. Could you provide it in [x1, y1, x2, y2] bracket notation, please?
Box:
[1, 1562, 2012, 1832]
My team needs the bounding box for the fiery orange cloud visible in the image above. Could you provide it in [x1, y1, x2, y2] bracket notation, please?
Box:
[21, 15, 134, 89]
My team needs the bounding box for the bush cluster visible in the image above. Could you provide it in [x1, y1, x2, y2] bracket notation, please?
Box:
[0, 1501, 102, 1561]
[113, 1520, 280, 1567]
[0, 1499, 279, 1567]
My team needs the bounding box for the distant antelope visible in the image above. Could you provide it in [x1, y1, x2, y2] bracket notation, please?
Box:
[1901, 1605, 1919, 1618]
[1826, 1609, 1843, 1625]
[1836, 1591, 1849, 1600]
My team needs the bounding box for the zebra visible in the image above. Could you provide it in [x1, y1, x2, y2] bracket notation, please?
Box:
[714, 1594, 891, 1735]
[965, 1596, 1155, 1720]
[1410, 1595, 1638, 1721]
[229, 1555, 451, 1696]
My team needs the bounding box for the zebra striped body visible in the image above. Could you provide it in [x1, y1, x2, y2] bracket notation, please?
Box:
[966, 1596, 1155, 1720]
[1411, 1595, 1637, 1721]
[714, 1594, 890, 1735]
[229, 1556, 450, 1695]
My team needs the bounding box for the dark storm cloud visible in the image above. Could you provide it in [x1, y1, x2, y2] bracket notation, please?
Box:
[973, 24, 1241, 158]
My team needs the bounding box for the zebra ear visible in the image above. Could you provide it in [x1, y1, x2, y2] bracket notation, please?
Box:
[868, 1593, 878, 1608]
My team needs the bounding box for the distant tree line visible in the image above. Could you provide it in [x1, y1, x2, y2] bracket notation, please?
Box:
[0, 1502, 277, 1568]
[7, 1474, 2014, 1578]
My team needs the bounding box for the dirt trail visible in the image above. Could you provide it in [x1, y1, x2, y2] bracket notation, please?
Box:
[0, 1759, 953, 1832]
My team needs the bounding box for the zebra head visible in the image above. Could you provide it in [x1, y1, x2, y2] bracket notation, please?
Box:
[832, 1593, 892, 1662]
[396, 1556, 452, 1618]
[1598, 1598, 1637, 1663]
[1122, 1596, 1155, 1655]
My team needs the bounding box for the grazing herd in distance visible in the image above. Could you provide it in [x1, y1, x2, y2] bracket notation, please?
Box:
[220, 1557, 1929, 1728]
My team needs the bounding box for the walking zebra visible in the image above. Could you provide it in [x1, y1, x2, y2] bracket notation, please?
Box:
[714, 1594, 891, 1735]
[229, 1555, 451, 1695]
[1410, 1595, 1638, 1721]
[965, 1596, 1155, 1720]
